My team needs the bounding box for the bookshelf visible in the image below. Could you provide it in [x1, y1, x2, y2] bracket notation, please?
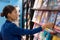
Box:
[22, 0, 60, 40]
[31, 8, 60, 11]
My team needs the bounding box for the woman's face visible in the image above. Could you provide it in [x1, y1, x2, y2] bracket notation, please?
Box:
[8, 9, 19, 21]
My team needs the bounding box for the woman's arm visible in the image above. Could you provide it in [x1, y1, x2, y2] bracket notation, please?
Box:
[8, 23, 42, 36]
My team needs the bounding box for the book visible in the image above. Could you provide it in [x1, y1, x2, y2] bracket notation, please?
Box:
[33, 0, 39, 9]
[44, 12, 57, 33]
[33, 23, 40, 40]
[48, 0, 57, 9]
[41, 0, 48, 8]
[54, 12, 60, 33]
[32, 11, 43, 24]
[48, 12, 57, 24]
[40, 11, 49, 25]
[33, 0, 43, 9]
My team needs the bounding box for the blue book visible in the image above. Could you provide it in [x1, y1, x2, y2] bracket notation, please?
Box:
[55, 12, 60, 27]
[48, 12, 57, 24]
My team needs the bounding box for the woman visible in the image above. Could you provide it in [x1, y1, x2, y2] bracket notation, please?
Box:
[1, 5, 53, 40]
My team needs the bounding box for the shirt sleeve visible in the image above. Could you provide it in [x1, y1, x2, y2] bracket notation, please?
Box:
[8, 23, 42, 36]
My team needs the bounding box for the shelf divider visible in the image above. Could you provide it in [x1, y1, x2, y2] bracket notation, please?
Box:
[31, 8, 60, 11]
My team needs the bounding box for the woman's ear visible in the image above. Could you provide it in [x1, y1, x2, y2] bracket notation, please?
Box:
[7, 13, 11, 17]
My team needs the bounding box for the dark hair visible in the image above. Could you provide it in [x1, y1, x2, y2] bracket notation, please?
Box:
[1, 5, 15, 18]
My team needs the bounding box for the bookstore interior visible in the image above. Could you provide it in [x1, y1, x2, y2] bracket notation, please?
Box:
[0, 0, 60, 40]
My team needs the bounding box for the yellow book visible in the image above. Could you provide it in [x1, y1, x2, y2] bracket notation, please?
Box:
[52, 35, 57, 40]
[52, 35, 60, 40]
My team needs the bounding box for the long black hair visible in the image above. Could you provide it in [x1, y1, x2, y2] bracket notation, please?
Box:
[1, 5, 15, 18]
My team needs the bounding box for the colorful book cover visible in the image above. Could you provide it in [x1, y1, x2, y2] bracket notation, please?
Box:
[48, 0, 57, 9]
[41, 0, 48, 8]
[37, 0, 43, 8]
[32, 11, 38, 23]
[48, 12, 57, 23]
[44, 12, 57, 33]
[54, 12, 60, 33]
[33, 23, 40, 40]
[32, 11, 43, 24]
[33, 0, 43, 9]
[33, 0, 39, 9]
[40, 11, 49, 25]
[52, 35, 60, 40]
[38, 31, 45, 40]
[33, 24, 45, 40]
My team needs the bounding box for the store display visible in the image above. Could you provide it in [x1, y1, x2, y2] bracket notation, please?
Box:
[43, 12, 57, 34]
[23, 0, 60, 40]
[32, 0, 59, 40]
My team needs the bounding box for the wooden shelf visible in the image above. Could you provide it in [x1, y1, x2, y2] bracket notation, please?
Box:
[31, 8, 60, 11]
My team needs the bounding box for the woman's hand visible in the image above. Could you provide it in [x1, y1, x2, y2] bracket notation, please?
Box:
[42, 22, 54, 29]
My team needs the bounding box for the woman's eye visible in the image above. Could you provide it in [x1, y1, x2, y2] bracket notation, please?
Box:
[19, 10, 20, 12]
[15, 11, 17, 13]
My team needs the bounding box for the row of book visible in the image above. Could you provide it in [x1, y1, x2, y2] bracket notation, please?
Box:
[33, 0, 60, 9]
[32, 0, 60, 40]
